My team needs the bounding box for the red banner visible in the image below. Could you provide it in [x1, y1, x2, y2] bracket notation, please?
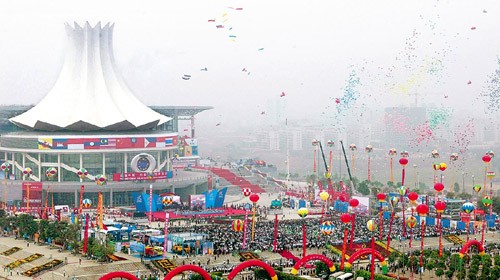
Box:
[21, 182, 42, 212]
[79, 185, 84, 214]
[113, 171, 167, 181]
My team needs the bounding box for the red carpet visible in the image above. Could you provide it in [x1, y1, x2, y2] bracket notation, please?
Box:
[195, 166, 265, 193]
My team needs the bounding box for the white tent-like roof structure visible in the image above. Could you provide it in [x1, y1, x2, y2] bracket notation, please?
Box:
[10, 22, 170, 131]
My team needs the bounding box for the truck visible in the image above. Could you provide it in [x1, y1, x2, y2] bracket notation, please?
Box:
[172, 244, 191, 255]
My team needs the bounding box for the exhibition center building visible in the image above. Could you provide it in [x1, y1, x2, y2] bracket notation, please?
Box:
[0, 22, 211, 210]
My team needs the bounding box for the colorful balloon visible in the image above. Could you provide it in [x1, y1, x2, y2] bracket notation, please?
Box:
[461, 202, 475, 214]
[232, 219, 244, 232]
[367, 219, 377, 231]
[482, 155, 491, 163]
[82, 198, 92, 208]
[439, 163, 447, 171]
[349, 143, 357, 151]
[242, 188, 251, 197]
[406, 216, 417, 228]
[432, 162, 441, 170]
[473, 184, 482, 193]
[388, 148, 397, 157]
[482, 196, 492, 207]
[398, 186, 408, 196]
[95, 174, 107, 186]
[319, 191, 329, 202]
[0, 162, 10, 172]
[390, 196, 399, 208]
[400, 150, 409, 158]
[297, 207, 308, 218]
[320, 221, 335, 235]
[365, 145, 373, 153]
[46, 167, 57, 178]
[431, 149, 440, 158]
[23, 167, 33, 176]
[162, 196, 173, 206]
[327, 140, 334, 147]
[486, 150, 495, 158]
[487, 171, 495, 179]
[450, 153, 459, 161]
[76, 168, 88, 179]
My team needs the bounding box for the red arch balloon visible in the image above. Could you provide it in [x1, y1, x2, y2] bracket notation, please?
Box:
[100, 271, 138, 280]
[164, 265, 212, 280]
[459, 240, 485, 256]
[227, 259, 277, 280]
[290, 254, 336, 275]
[347, 248, 385, 264]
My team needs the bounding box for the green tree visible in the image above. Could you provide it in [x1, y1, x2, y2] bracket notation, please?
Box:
[445, 270, 454, 279]
[435, 268, 444, 280]
[15, 214, 38, 238]
[490, 266, 500, 280]
[453, 183, 460, 193]
[457, 192, 472, 200]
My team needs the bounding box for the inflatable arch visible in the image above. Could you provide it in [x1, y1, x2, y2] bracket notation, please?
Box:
[164, 265, 212, 280]
[459, 240, 485, 258]
[100, 271, 139, 280]
[291, 254, 336, 275]
[227, 259, 278, 280]
[346, 248, 388, 274]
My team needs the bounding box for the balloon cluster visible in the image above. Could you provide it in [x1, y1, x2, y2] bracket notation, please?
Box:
[433, 162, 447, 171]
[435, 201, 446, 214]
[319, 191, 329, 202]
[434, 182, 445, 192]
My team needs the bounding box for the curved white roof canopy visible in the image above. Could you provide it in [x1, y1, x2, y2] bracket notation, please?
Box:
[10, 22, 170, 132]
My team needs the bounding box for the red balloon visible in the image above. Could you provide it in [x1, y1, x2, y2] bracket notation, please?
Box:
[349, 198, 359, 208]
[408, 192, 419, 202]
[399, 158, 408, 166]
[434, 183, 445, 192]
[435, 201, 446, 213]
[376, 193, 386, 202]
[482, 155, 491, 163]
[340, 213, 351, 223]
[416, 204, 429, 216]
[249, 193, 260, 203]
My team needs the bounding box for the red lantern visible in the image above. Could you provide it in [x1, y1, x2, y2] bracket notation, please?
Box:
[249, 193, 260, 203]
[376, 193, 386, 202]
[349, 198, 359, 208]
[408, 192, 419, 202]
[340, 213, 351, 223]
[399, 158, 408, 167]
[416, 204, 429, 216]
[435, 201, 446, 214]
[482, 155, 491, 163]
[433, 183, 445, 192]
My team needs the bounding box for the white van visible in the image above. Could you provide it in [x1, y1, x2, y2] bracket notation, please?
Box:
[329, 272, 345, 279]
[337, 273, 353, 280]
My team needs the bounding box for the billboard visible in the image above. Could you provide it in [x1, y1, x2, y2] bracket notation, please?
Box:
[189, 195, 206, 208]
[21, 182, 42, 212]
[351, 196, 370, 216]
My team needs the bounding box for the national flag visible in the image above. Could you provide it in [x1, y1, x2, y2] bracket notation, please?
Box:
[145, 137, 157, 148]
[99, 138, 117, 149]
[52, 138, 68, 150]
[83, 138, 102, 150]
[38, 138, 53, 150]
[116, 137, 145, 149]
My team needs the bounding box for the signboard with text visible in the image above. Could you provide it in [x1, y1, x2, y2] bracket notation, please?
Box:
[21, 182, 42, 212]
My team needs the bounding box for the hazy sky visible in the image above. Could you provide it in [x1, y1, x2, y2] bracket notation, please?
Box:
[1, 0, 500, 130]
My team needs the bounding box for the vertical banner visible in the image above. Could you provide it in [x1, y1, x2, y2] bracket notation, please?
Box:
[207, 175, 213, 191]
[163, 212, 169, 258]
[83, 213, 89, 254]
[22, 182, 42, 213]
[149, 185, 153, 227]
[98, 191, 103, 229]
[79, 185, 84, 214]
[44, 186, 51, 219]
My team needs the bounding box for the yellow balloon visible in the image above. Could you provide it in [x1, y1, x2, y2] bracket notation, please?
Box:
[367, 219, 377, 231]
[297, 207, 308, 218]
[319, 191, 330, 201]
